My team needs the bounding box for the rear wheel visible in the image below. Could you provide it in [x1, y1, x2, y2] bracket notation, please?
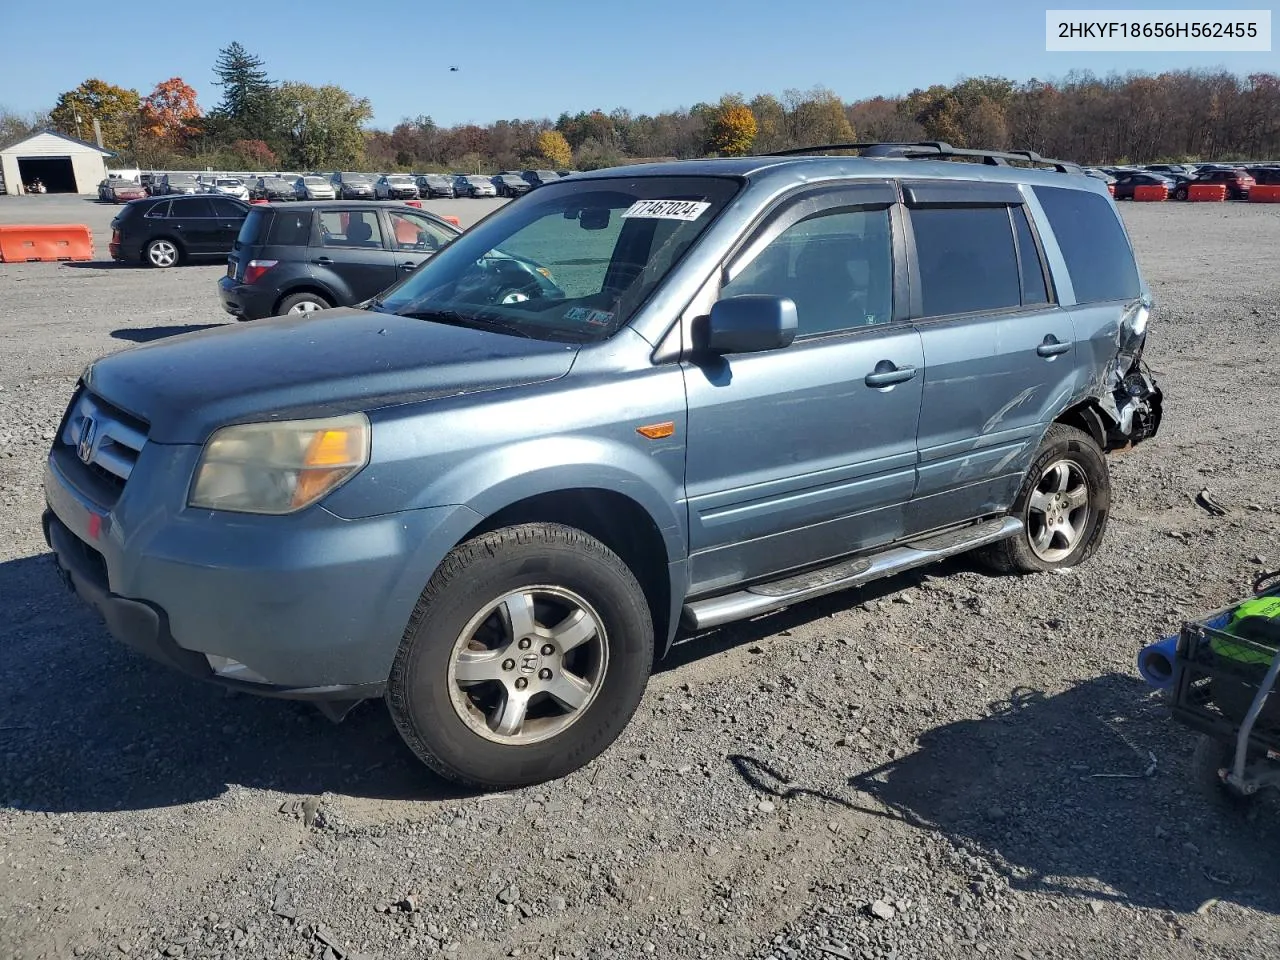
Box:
[145, 238, 180, 268]
[386, 523, 654, 788]
[981, 424, 1110, 574]
[1174, 187, 1188, 201]
[278, 292, 331, 315]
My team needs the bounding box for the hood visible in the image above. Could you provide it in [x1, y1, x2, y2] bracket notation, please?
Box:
[85, 308, 580, 443]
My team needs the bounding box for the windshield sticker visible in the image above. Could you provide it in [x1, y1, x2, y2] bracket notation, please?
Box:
[564, 306, 614, 325]
[620, 199, 711, 221]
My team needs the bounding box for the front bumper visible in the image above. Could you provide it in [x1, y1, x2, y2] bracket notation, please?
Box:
[42, 447, 480, 698]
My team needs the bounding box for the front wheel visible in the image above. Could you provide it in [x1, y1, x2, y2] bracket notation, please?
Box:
[386, 523, 654, 788]
[1174, 187, 1188, 201]
[981, 423, 1111, 574]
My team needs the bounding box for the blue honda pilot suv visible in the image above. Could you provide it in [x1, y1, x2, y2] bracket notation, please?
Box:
[43, 143, 1162, 789]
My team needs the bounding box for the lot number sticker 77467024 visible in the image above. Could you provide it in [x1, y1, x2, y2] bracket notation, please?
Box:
[620, 199, 711, 221]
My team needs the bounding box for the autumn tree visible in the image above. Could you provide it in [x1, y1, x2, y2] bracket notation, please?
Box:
[230, 139, 277, 168]
[140, 78, 201, 144]
[704, 96, 757, 156]
[784, 87, 855, 145]
[537, 130, 572, 168]
[272, 82, 372, 169]
[50, 79, 140, 150]
[0, 105, 48, 145]
[748, 94, 788, 152]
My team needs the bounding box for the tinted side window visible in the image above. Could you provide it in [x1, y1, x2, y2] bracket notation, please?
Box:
[911, 206, 1020, 317]
[1032, 185, 1140, 304]
[173, 197, 216, 218]
[1012, 206, 1049, 305]
[145, 200, 171, 219]
[721, 207, 894, 336]
[210, 197, 246, 218]
[268, 210, 313, 246]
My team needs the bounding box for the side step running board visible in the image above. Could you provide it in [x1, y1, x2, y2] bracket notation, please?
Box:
[681, 516, 1022, 632]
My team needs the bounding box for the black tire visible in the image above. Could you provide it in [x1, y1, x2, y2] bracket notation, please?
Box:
[1174, 187, 1188, 201]
[981, 423, 1110, 575]
[1192, 735, 1257, 810]
[386, 523, 654, 789]
[277, 291, 332, 316]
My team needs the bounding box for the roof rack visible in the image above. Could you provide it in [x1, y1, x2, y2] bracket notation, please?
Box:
[764, 142, 1082, 175]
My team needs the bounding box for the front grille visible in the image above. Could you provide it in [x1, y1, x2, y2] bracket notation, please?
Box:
[55, 388, 150, 507]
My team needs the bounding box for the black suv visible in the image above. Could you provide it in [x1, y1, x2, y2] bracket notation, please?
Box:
[109, 194, 250, 268]
[217, 201, 461, 319]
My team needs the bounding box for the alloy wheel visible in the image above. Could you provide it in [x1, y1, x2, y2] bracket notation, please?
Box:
[447, 586, 608, 745]
[148, 240, 177, 267]
[1026, 458, 1091, 563]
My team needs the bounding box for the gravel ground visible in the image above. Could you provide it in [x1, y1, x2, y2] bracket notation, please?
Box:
[1, 198, 1278, 960]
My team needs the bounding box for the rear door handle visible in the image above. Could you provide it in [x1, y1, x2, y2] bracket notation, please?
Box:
[864, 361, 917, 388]
[1036, 336, 1072, 358]
[399, 261, 416, 270]
[312, 257, 333, 265]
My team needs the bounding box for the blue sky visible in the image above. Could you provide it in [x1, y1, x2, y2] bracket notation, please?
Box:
[4, 0, 1274, 128]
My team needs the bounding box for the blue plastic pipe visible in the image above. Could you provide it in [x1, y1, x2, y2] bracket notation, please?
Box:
[1138, 634, 1179, 690]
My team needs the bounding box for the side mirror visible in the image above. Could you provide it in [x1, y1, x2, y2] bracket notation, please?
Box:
[697, 295, 797, 355]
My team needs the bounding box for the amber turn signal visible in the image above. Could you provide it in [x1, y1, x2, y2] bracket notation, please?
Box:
[636, 421, 675, 439]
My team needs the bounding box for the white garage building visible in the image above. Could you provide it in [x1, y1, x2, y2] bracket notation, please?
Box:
[0, 130, 115, 195]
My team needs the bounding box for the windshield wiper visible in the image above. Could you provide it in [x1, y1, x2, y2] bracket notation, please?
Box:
[397, 308, 535, 339]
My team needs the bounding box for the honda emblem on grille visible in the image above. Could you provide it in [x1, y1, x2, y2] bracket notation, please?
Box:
[77, 416, 97, 464]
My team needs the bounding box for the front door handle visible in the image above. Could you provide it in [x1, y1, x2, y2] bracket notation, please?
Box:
[1036, 335, 1072, 358]
[312, 256, 333, 265]
[864, 361, 917, 388]
[399, 261, 416, 270]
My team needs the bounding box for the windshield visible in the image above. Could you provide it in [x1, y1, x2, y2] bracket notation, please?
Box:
[371, 175, 740, 343]
[303, 176, 326, 184]
[344, 173, 370, 182]
[389, 175, 414, 182]
[216, 179, 242, 186]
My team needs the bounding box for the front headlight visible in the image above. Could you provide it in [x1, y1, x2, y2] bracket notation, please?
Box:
[189, 413, 371, 514]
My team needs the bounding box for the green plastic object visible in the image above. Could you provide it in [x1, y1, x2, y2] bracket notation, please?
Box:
[1211, 595, 1280, 666]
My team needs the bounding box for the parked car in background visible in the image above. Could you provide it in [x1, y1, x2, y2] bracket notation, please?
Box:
[415, 174, 455, 198]
[108, 180, 148, 203]
[1081, 168, 1116, 184]
[1143, 163, 1196, 177]
[375, 174, 420, 200]
[1245, 166, 1280, 185]
[108, 194, 250, 268]
[207, 177, 250, 201]
[521, 169, 560, 189]
[332, 172, 376, 199]
[253, 177, 297, 201]
[1177, 167, 1255, 200]
[492, 173, 532, 198]
[139, 172, 158, 195]
[555, 169, 581, 178]
[1111, 172, 1176, 200]
[160, 174, 199, 195]
[217, 201, 460, 319]
[295, 175, 336, 200]
[454, 175, 497, 198]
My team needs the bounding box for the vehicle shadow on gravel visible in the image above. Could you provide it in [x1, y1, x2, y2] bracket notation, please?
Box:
[0, 553, 477, 814]
[847, 674, 1280, 917]
[112, 324, 226, 343]
[61, 261, 143, 270]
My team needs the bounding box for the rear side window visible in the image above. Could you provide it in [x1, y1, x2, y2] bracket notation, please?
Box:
[235, 208, 270, 247]
[1012, 206, 1049, 305]
[174, 197, 216, 218]
[1032, 185, 1140, 303]
[268, 210, 313, 246]
[145, 200, 171, 219]
[911, 206, 1020, 317]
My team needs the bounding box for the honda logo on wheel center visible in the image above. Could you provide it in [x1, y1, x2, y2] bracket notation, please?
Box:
[518, 653, 540, 675]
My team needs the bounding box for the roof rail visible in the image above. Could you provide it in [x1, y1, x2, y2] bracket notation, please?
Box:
[764, 141, 1083, 175]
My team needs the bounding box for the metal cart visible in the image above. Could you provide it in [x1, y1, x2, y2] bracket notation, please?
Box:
[1168, 576, 1280, 801]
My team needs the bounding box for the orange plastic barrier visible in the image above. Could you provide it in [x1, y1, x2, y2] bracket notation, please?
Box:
[403, 199, 422, 208]
[1132, 185, 1167, 202]
[1249, 184, 1280, 203]
[1106, 183, 1115, 196]
[250, 199, 269, 205]
[1188, 183, 1227, 202]
[441, 215, 461, 227]
[0, 224, 93, 262]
